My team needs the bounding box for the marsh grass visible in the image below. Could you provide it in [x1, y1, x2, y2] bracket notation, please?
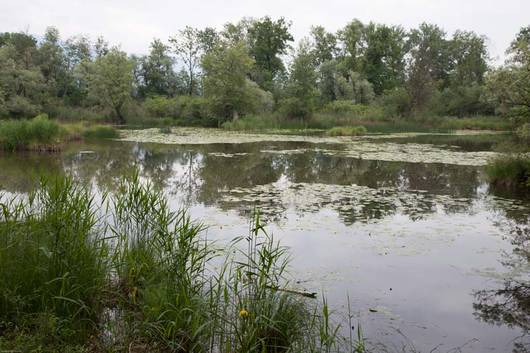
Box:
[0, 177, 109, 346]
[0, 114, 63, 151]
[0, 173, 366, 352]
[486, 155, 530, 193]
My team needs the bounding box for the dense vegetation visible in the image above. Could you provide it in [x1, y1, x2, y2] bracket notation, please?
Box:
[0, 174, 365, 352]
[0, 19, 529, 130]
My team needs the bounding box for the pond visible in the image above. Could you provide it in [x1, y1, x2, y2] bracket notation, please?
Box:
[1, 128, 528, 352]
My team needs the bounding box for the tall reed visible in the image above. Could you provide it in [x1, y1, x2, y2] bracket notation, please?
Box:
[0, 177, 108, 344]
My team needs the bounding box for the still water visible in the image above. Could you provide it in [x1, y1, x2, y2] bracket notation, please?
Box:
[0, 130, 528, 352]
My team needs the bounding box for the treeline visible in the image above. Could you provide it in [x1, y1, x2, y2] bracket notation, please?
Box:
[0, 18, 529, 127]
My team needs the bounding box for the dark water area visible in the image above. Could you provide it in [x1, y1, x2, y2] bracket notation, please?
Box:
[0, 134, 528, 352]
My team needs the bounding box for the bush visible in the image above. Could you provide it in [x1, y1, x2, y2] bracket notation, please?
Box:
[5, 96, 40, 118]
[486, 155, 530, 192]
[278, 97, 312, 120]
[380, 87, 412, 118]
[326, 126, 367, 136]
[143, 96, 180, 118]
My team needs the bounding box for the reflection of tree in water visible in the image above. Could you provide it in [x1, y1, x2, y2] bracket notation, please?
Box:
[0, 141, 507, 227]
[473, 215, 530, 352]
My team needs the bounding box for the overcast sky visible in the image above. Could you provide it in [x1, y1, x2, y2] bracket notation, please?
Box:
[2, 0, 528, 62]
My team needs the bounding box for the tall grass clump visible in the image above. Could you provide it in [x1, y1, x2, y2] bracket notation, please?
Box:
[486, 155, 530, 193]
[0, 172, 366, 352]
[0, 177, 108, 345]
[111, 172, 215, 351]
[0, 114, 63, 151]
[218, 213, 309, 353]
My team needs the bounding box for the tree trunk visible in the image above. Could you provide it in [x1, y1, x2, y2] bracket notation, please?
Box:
[232, 110, 239, 121]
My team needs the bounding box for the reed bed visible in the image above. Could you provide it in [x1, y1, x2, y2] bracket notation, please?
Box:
[0, 172, 365, 352]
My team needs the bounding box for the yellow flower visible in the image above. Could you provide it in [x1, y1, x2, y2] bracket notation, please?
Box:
[239, 309, 249, 318]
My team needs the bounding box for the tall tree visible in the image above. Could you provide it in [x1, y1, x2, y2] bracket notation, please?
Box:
[310, 26, 338, 66]
[284, 40, 318, 118]
[485, 26, 530, 121]
[337, 19, 364, 74]
[86, 48, 133, 123]
[169, 27, 203, 96]
[406, 23, 452, 109]
[449, 30, 488, 86]
[361, 23, 406, 94]
[137, 39, 177, 97]
[202, 41, 255, 123]
[247, 16, 293, 91]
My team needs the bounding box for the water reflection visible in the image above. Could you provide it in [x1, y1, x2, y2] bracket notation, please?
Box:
[473, 219, 530, 352]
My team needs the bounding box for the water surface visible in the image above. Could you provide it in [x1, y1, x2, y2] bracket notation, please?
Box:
[1, 130, 528, 352]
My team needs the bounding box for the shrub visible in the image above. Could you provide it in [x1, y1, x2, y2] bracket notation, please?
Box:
[5, 96, 40, 118]
[326, 126, 367, 136]
[278, 97, 312, 120]
[380, 87, 412, 118]
[143, 96, 180, 118]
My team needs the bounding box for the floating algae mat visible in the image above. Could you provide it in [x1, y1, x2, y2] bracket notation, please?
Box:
[262, 143, 498, 166]
[218, 180, 530, 224]
[120, 128, 500, 166]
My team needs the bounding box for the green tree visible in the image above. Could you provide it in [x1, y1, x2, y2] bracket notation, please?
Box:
[337, 19, 364, 74]
[310, 25, 338, 66]
[202, 41, 255, 123]
[169, 26, 203, 96]
[406, 23, 452, 110]
[361, 23, 406, 95]
[484, 26, 530, 122]
[86, 48, 133, 123]
[0, 34, 44, 117]
[247, 16, 293, 91]
[282, 40, 318, 119]
[449, 30, 488, 86]
[137, 39, 177, 97]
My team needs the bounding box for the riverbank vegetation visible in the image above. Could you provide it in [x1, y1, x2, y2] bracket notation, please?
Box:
[0, 114, 118, 151]
[1, 20, 529, 133]
[0, 173, 364, 352]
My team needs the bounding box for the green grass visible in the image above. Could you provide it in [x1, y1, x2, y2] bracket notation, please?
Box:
[81, 125, 119, 139]
[326, 126, 367, 137]
[486, 155, 530, 193]
[0, 173, 366, 352]
[0, 114, 63, 151]
[0, 177, 108, 346]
